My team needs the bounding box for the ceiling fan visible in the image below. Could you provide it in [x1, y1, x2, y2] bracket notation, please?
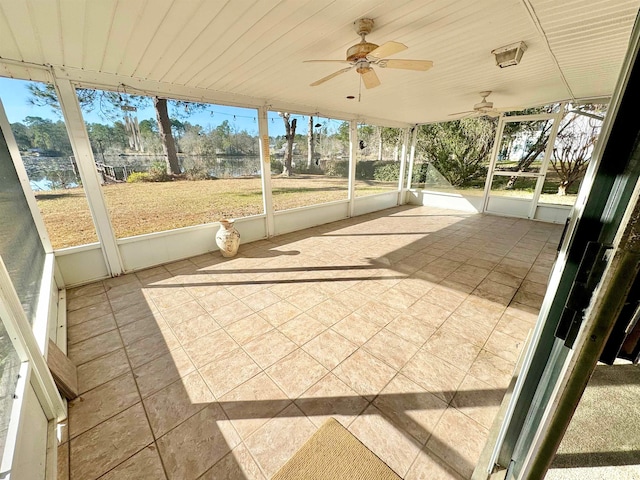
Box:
[304, 18, 433, 89]
[449, 91, 509, 118]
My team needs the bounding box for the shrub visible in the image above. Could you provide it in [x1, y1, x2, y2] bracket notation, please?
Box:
[183, 157, 210, 181]
[323, 160, 349, 177]
[147, 161, 171, 182]
[373, 162, 400, 182]
[126, 172, 150, 183]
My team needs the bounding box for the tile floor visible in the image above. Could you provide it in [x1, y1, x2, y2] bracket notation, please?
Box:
[58, 205, 563, 480]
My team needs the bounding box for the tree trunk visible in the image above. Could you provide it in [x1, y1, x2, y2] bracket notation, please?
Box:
[280, 113, 297, 176]
[376, 126, 383, 161]
[557, 183, 567, 196]
[154, 97, 180, 175]
[307, 116, 314, 169]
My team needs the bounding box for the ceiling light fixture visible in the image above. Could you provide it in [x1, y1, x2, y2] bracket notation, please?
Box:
[491, 41, 527, 68]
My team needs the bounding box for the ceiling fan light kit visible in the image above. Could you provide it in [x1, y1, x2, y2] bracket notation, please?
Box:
[491, 41, 528, 68]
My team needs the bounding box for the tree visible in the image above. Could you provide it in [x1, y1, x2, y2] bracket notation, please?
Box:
[550, 110, 603, 195]
[279, 112, 297, 176]
[27, 83, 183, 175]
[307, 116, 315, 169]
[416, 117, 496, 187]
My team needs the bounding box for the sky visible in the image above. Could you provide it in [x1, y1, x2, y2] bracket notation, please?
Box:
[0, 77, 345, 138]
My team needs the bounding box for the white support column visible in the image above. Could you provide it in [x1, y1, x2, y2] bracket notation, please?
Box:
[258, 106, 274, 237]
[53, 78, 123, 276]
[405, 126, 418, 193]
[348, 120, 358, 217]
[397, 128, 410, 205]
[481, 116, 507, 212]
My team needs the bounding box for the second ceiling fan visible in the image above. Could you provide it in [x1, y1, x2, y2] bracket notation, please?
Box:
[305, 18, 433, 89]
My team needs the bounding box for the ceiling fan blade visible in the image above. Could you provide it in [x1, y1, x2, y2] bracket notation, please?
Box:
[368, 41, 407, 60]
[304, 60, 352, 64]
[310, 67, 353, 86]
[380, 59, 433, 71]
[449, 110, 475, 116]
[361, 68, 381, 89]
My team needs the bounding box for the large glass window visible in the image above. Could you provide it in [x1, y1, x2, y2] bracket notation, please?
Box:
[0, 78, 98, 249]
[411, 118, 495, 196]
[78, 88, 262, 238]
[539, 105, 606, 207]
[355, 124, 403, 197]
[267, 112, 349, 210]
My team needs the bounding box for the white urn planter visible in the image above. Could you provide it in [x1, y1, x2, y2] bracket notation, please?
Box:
[215, 219, 240, 257]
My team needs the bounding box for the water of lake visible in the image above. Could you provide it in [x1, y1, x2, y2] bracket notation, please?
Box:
[22, 155, 264, 191]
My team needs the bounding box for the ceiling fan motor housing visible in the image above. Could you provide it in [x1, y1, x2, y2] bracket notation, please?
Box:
[347, 41, 379, 61]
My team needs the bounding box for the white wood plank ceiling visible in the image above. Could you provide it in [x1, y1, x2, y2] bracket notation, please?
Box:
[0, 0, 638, 125]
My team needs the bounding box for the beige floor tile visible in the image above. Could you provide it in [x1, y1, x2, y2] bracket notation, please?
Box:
[133, 347, 196, 398]
[241, 289, 282, 312]
[68, 313, 117, 345]
[257, 300, 303, 326]
[198, 289, 238, 313]
[356, 301, 401, 327]
[160, 300, 209, 327]
[438, 314, 493, 348]
[407, 299, 452, 328]
[333, 349, 396, 398]
[58, 442, 69, 480]
[171, 314, 220, 345]
[485, 329, 524, 363]
[512, 289, 544, 309]
[125, 330, 181, 369]
[113, 301, 160, 327]
[157, 403, 240, 480]
[199, 348, 261, 398]
[69, 372, 140, 439]
[332, 311, 382, 346]
[69, 403, 152, 480]
[468, 349, 516, 390]
[377, 287, 420, 311]
[405, 447, 465, 480]
[302, 329, 357, 370]
[453, 296, 505, 328]
[285, 289, 327, 311]
[295, 373, 368, 428]
[67, 329, 123, 366]
[68, 283, 105, 299]
[306, 299, 354, 326]
[494, 312, 534, 341]
[373, 374, 447, 445]
[265, 349, 328, 399]
[385, 314, 436, 346]
[99, 445, 166, 480]
[219, 372, 291, 440]
[242, 330, 297, 369]
[277, 313, 326, 346]
[401, 350, 466, 403]
[363, 329, 420, 370]
[473, 279, 518, 305]
[426, 407, 489, 478]
[199, 443, 265, 480]
[225, 314, 273, 345]
[77, 348, 130, 394]
[144, 371, 214, 437]
[119, 315, 173, 346]
[451, 374, 506, 429]
[152, 289, 194, 310]
[67, 301, 113, 326]
[243, 403, 317, 478]
[107, 289, 150, 313]
[208, 299, 256, 326]
[422, 330, 481, 373]
[349, 405, 422, 478]
[183, 329, 239, 368]
[67, 292, 108, 312]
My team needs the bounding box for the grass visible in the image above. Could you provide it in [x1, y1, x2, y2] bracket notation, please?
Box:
[36, 175, 395, 249]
